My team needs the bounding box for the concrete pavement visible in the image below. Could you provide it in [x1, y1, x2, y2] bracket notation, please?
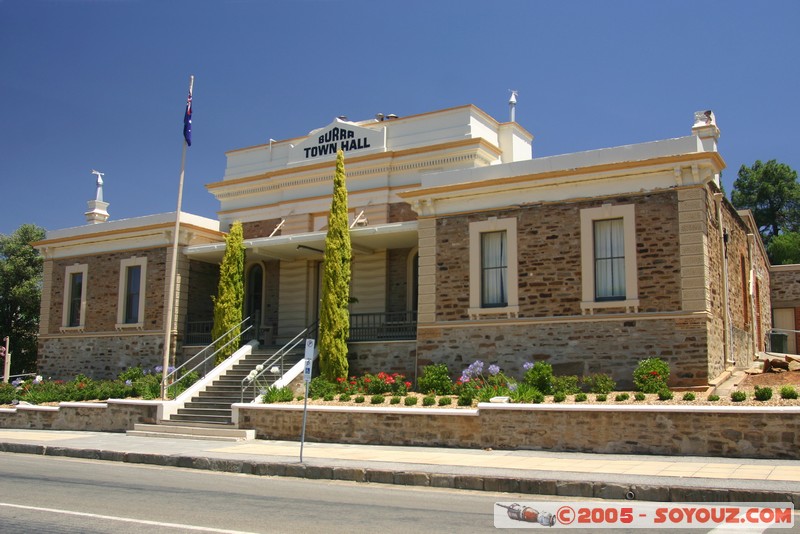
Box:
[0, 428, 797, 507]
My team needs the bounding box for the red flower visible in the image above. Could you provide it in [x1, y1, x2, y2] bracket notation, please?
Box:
[336, 377, 344, 383]
[404, 381, 412, 388]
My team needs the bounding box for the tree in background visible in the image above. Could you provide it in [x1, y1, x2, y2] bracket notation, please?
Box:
[767, 232, 800, 265]
[0, 224, 46, 374]
[211, 221, 245, 364]
[318, 150, 351, 381]
[731, 160, 800, 264]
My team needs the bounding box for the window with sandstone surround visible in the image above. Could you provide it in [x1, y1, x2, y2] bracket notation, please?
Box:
[468, 217, 518, 319]
[61, 264, 88, 331]
[116, 257, 147, 329]
[580, 204, 639, 314]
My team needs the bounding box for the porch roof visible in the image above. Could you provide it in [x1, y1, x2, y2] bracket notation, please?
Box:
[184, 220, 418, 263]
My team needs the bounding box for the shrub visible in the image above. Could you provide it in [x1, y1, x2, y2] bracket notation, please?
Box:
[633, 358, 670, 393]
[323, 393, 335, 402]
[634, 392, 646, 401]
[262, 386, 294, 403]
[339, 394, 351, 402]
[580, 373, 616, 394]
[438, 396, 452, 406]
[370, 394, 385, 404]
[0, 383, 16, 404]
[422, 395, 436, 406]
[417, 364, 453, 395]
[574, 392, 587, 402]
[509, 383, 542, 404]
[552, 375, 580, 395]
[731, 391, 747, 402]
[522, 361, 553, 394]
[657, 389, 673, 401]
[682, 392, 696, 401]
[754, 386, 773, 401]
[296, 395, 304, 401]
[354, 395, 365, 403]
[404, 396, 418, 406]
[457, 393, 474, 406]
[780, 385, 798, 399]
[390, 396, 401, 405]
[309, 377, 337, 398]
[707, 394, 720, 402]
[553, 392, 566, 403]
[615, 393, 629, 402]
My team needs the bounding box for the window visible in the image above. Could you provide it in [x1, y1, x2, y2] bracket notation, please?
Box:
[594, 218, 625, 300]
[580, 204, 638, 314]
[116, 257, 147, 328]
[481, 231, 508, 307]
[469, 217, 518, 318]
[62, 264, 88, 330]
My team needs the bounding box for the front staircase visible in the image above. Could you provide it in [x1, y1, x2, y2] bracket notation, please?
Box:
[128, 346, 303, 441]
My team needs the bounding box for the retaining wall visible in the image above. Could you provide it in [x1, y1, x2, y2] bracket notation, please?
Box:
[235, 403, 800, 460]
[0, 400, 158, 432]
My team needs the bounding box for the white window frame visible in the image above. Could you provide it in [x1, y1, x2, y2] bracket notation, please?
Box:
[116, 257, 147, 329]
[468, 217, 518, 319]
[580, 204, 639, 314]
[61, 263, 88, 331]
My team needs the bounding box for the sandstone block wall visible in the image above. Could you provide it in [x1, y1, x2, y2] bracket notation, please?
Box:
[348, 341, 417, 379]
[416, 317, 710, 388]
[39, 334, 164, 380]
[0, 400, 158, 431]
[237, 404, 800, 460]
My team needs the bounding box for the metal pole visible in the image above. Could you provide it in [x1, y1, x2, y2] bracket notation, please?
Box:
[2, 337, 10, 384]
[161, 75, 194, 400]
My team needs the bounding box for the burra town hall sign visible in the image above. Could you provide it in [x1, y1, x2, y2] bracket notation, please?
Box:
[289, 119, 386, 164]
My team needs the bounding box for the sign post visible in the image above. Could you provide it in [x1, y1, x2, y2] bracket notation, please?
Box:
[2, 337, 10, 384]
[299, 338, 315, 462]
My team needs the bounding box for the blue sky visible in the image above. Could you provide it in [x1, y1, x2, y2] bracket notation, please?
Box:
[1, 0, 798, 235]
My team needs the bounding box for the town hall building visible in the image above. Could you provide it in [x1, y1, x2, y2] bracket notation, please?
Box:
[34, 104, 773, 388]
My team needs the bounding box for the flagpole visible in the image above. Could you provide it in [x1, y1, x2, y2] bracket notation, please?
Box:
[161, 74, 194, 400]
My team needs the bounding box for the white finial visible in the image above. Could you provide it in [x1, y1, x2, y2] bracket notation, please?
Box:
[509, 90, 518, 122]
[91, 169, 105, 202]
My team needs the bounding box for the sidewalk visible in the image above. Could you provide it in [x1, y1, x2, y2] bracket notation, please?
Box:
[0, 428, 797, 506]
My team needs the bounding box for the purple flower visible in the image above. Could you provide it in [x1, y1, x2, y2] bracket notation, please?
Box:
[125, 379, 133, 386]
[11, 378, 22, 387]
[154, 366, 163, 373]
[488, 364, 500, 376]
[509, 383, 518, 392]
[167, 366, 176, 374]
[523, 362, 534, 371]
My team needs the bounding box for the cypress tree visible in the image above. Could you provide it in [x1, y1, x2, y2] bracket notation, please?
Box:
[318, 150, 351, 381]
[211, 221, 245, 364]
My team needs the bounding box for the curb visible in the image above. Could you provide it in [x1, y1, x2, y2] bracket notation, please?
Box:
[1, 442, 797, 508]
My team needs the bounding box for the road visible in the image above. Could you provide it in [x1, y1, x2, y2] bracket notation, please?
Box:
[0, 453, 797, 533]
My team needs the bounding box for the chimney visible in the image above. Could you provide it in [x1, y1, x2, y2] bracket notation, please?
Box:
[509, 90, 518, 122]
[692, 110, 720, 152]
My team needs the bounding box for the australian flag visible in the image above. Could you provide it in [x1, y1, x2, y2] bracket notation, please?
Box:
[183, 91, 192, 147]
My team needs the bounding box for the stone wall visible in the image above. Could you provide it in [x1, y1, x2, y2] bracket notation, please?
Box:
[0, 400, 158, 431]
[39, 334, 164, 380]
[184, 260, 218, 324]
[434, 191, 683, 321]
[417, 316, 710, 388]
[772, 266, 800, 304]
[348, 341, 417, 379]
[47, 248, 168, 334]
[236, 404, 800, 460]
[386, 248, 412, 313]
[242, 218, 282, 239]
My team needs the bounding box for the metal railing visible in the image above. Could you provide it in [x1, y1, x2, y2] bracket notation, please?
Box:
[241, 321, 318, 402]
[164, 316, 253, 394]
[349, 311, 417, 341]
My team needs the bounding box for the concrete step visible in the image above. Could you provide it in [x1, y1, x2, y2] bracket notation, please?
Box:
[127, 423, 254, 442]
[169, 413, 234, 424]
[177, 407, 232, 417]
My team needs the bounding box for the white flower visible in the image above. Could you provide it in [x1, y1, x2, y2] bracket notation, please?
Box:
[246, 370, 257, 382]
[33, 375, 43, 384]
[255, 364, 264, 372]
[270, 366, 280, 374]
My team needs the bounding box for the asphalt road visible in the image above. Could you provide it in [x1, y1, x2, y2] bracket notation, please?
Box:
[1, 453, 797, 534]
